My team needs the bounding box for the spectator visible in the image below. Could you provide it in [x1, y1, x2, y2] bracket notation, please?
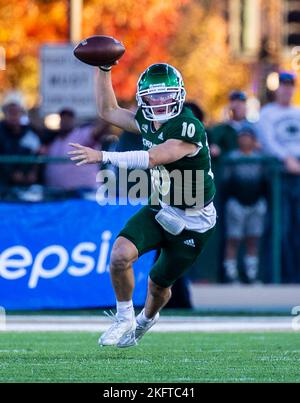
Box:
[27, 107, 45, 140]
[44, 108, 110, 191]
[209, 91, 253, 158]
[0, 101, 41, 188]
[258, 72, 300, 283]
[223, 126, 268, 284]
[184, 101, 206, 123]
[207, 92, 255, 280]
[116, 130, 143, 153]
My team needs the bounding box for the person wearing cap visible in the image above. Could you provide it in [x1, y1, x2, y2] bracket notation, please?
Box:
[207, 91, 257, 282]
[0, 101, 41, 189]
[258, 71, 300, 282]
[43, 108, 112, 191]
[222, 125, 268, 284]
[209, 90, 253, 159]
[258, 72, 300, 173]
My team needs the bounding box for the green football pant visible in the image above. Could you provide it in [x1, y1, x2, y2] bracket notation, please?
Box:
[118, 205, 215, 288]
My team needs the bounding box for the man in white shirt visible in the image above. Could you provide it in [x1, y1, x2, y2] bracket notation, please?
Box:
[258, 72, 300, 283]
[259, 72, 300, 174]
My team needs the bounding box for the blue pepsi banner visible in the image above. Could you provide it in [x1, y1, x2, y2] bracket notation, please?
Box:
[0, 200, 154, 310]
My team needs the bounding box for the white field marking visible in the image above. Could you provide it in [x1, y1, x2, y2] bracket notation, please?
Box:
[2, 315, 294, 332]
[0, 349, 28, 353]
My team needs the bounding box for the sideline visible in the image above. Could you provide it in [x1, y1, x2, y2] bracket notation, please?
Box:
[2, 315, 294, 332]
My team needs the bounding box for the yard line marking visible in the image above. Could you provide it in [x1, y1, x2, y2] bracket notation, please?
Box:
[2, 315, 294, 332]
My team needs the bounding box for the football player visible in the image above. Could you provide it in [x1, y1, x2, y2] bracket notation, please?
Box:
[68, 63, 216, 347]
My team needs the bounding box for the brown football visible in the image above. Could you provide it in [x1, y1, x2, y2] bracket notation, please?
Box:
[73, 35, 125, 66]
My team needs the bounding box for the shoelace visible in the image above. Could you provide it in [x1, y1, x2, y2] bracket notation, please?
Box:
[104, 310, 134, 323]
[103, 310, 119, 322]
[102, 311, 126, 336]
[103, 310, 130, 333]
[104, 310, 124, 327]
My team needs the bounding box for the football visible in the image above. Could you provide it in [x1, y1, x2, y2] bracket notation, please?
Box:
[73, 35, 125, 67]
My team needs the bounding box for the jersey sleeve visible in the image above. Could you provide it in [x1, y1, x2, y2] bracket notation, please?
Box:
[166, 116, 206, 149]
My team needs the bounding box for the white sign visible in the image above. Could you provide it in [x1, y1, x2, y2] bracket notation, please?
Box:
[40, 44, 97, 118]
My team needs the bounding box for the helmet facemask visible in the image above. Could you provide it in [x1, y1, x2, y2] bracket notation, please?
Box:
[136, 64, 186, 122]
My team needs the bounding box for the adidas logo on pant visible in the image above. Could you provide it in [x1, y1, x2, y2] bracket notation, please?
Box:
[184, 239, 195, 247]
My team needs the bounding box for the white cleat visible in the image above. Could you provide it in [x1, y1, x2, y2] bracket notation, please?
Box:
[135, 310, 159, 343]
[98, 311, 136, 347]
[116, 329, 137, 348]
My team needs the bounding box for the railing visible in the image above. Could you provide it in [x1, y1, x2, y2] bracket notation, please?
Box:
[0, 156, 71, 164]
[216, 156, 283, 284]
[219, 156, 282, 284]
[0, 154, 284, 283]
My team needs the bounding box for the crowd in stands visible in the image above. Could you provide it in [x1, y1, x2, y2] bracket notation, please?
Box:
[0, 103, 118, 201]
[0, 72, 299, 284]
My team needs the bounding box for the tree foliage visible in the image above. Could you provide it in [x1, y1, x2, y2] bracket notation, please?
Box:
[82, 0, 188, 101]
[170, 0, 250, 120]
[0, 0, 251, 120]
[0, 0, 68, 106]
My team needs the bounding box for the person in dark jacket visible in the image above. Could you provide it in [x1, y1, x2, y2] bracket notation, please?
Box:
[222, 125, 268, 283]
[0, 101, 40, 188]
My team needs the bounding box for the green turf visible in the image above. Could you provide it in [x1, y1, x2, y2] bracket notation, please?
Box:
[0, 332, 299, 383]
[6, 308, 291, 316]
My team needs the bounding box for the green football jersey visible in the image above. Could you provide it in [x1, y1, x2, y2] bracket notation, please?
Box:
[135, 106, 216, 209]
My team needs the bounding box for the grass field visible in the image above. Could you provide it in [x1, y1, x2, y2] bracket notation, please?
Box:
[0, 332, 300, 383]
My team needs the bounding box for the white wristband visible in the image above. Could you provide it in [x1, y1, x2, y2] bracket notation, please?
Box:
[102, 150, 150, 169]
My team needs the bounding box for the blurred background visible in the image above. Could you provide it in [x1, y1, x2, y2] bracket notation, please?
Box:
[1, 0, 300, 116]
[1, 0, 300, 312]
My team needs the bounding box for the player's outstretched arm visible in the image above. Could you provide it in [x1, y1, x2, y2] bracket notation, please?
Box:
[68, 139, 197, 168]
[96, 69, 140, 134]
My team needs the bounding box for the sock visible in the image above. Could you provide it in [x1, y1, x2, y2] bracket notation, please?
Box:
[116, 300, 134, 319]
[224, 259, 238, 280]
[244, 255, 258, 281]
[137, 309, 153, 325]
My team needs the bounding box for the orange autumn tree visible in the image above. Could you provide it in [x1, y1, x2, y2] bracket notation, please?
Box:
[0, 0, 188, 107]
[170, 0, 250, 121]
[83, 0, 250, 118]
[0, 0, 250, 118]
[0, 0, 68, 106]
[82, 0, 189, 102]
